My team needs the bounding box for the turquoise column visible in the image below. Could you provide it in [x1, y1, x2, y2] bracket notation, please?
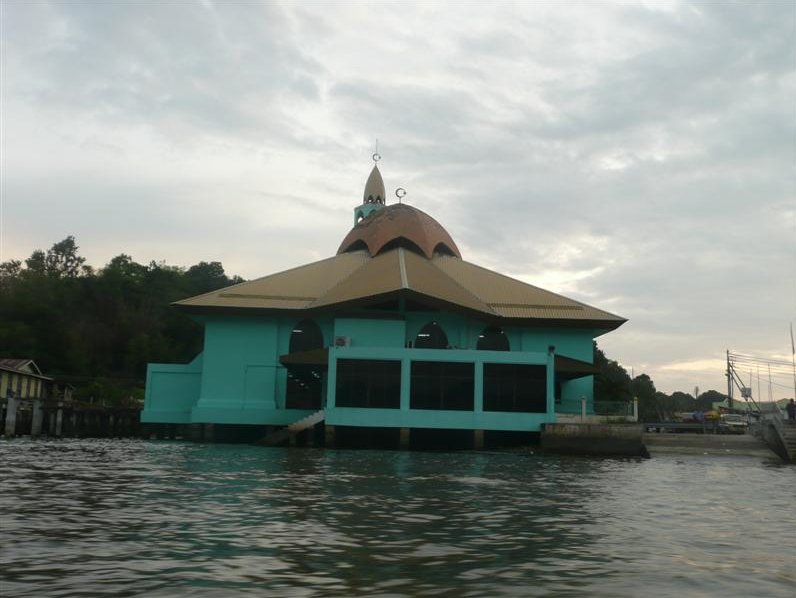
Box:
[474, 359, 484, 413]
[400, 357, 411, 411]
[546, 350, 556, 419]
[326, 350, 337, 409]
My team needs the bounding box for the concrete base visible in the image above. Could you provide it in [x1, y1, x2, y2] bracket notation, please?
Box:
[644, 432, 777, 459]
[541, 423, 647, 457]
[473, 429, 484, 450]
[325, 425, 336, 448]
[31, 400, 43, 437]
[4, 397, 18, 437]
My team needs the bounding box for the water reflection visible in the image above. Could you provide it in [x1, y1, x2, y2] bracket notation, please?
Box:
[1, 439, 793, 597]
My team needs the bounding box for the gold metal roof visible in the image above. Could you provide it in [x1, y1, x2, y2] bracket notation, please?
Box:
[175, 247, 625, 330]
[175, 251, 369, 311]
[431, 255, 622, 321]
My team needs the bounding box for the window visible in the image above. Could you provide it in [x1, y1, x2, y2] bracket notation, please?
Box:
[476, 326, 510, 351]
[414, 322, 448, 349]
[483, 363, 547, 413]
[336, 359, 401, 408]
[410, 361, 474, 411]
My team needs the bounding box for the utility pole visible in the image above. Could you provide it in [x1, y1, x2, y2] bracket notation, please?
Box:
[726, 350, 733, 410]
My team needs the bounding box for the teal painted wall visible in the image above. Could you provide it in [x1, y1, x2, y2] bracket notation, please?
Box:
[189, 315, 324, 424]
[334, 318, 405, 348]
[520, 328, 593, 361]
[143, 310, 599, 427]
[198, 317, 279, 406]
[142, 353, 203, 423]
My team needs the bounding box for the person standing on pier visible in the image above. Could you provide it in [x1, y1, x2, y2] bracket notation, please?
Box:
[786, 399, 796, 424]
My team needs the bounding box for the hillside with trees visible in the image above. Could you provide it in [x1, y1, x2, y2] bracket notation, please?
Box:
[0, 236, 242, 403]
[1, 236, 729, 415]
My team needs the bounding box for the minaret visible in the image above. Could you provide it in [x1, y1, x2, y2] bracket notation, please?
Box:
[354, 153, 386, 225]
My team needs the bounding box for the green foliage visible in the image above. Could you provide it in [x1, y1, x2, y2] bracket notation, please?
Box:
[0, 236, 243, 401]
[593, 341, 728, 422]
[44, 236, 86, 278]
[593, 342, 632, 402]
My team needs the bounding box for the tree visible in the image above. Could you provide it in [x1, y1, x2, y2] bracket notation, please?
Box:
[44, 236, 86, 278]
[25, 250, 46, 275]
[0, 237, 242, 401]
[185, 261, 230, 294]
[696, 389, 727, 411]
[0, 260, 21, 291]
[593, 341, 632, 402]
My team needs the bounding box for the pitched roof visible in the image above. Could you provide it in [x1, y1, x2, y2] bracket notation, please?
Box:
[0, 359, 52, 379]
[175, 248, 625, 331]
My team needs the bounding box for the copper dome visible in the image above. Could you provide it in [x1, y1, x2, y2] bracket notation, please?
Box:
[337, 203, 462, 259]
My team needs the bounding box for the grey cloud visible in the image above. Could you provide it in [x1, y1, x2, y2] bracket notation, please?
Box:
[3, 0, 793, 396]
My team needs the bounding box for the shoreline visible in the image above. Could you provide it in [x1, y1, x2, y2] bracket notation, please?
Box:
[642, 432, 778, 459]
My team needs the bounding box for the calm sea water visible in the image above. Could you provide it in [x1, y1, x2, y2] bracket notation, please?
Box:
[1, 439, 794, 597]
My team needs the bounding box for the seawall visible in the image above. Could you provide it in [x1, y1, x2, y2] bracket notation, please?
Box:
[643, 432, 777, 459]
[541, 423, 647, 457]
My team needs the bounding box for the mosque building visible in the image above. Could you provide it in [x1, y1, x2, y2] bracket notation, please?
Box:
[142, 157, 625, 447]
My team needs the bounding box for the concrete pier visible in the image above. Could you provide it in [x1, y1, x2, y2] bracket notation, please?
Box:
[55, 403, 64, 437]
[644, 432, 776, 459]
[541, 423, 647, 457]
[325, 425, 336, 448]
[2, 397, 141, 439]
[4, 396, 18, 437]
[473, 429, 484, 450]
[31, 400, 43, 437]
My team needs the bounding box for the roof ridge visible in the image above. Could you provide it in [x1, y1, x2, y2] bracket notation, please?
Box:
[398, 248, 409, 288]
[403, 251, 496, 316]
[434, 255, 626, 322]
[307, 251, 379, 309]
[175, 252, 367, 306]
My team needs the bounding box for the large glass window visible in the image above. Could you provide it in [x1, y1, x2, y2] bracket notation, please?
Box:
[410, 361, 474, 411]
[476, 326, 510, 351]
[335, 359, 401, 409]
[414, 322, 448, 349]
[484, 363, 547, 413]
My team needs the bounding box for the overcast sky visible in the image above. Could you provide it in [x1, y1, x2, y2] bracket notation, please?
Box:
[2, 0, 794, 398]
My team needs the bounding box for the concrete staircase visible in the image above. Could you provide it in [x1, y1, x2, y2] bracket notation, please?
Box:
[779, 425, 796, 462]
[756, 403, 795, 463]
[260, 409, 325, 446]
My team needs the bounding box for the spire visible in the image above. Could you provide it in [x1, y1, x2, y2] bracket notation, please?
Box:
[363, 153, 386, 205]
[353, 153, 388, 225]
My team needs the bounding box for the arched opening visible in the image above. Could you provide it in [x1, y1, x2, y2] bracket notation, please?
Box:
[286, 319, 324, 409]
[377, 236, 426, 257]
[340, 239, 369, 254]
[414, 322, 448, 349]
[433, 242, 457, 257]
[289, 320, 323, 353]
[476, 326, 510, 351]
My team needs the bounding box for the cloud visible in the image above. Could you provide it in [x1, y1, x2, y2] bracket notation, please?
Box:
[2, 0, 794, 398]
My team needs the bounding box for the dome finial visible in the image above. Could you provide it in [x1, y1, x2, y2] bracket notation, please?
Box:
[363, 152, 386, 206]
